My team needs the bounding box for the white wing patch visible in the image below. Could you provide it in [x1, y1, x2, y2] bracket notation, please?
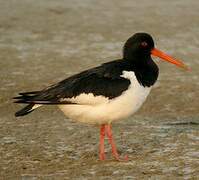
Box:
[60, 93, 109, 105]
[32, 104, 42, 110]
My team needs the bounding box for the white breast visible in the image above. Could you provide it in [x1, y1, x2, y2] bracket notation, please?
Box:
[59, 71, 151, 124]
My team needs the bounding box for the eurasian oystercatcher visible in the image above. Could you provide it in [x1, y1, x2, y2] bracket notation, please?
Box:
[14, 33, 188, 161]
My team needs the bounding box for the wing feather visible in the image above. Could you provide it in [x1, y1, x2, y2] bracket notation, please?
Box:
[14, 60, 131, 105]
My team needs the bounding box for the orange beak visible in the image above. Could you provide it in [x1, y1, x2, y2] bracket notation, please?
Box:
[151, 48, 189, 70]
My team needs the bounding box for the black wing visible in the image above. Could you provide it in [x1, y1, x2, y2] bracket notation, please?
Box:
[14, 60, 131, 104]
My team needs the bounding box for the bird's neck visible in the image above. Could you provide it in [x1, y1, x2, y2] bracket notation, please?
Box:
[124, 57, 159, 87]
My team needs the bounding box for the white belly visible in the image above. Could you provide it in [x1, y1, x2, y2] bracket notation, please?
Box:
[59, 71, 151, 124]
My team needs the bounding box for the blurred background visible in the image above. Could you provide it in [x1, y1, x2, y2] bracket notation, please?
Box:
[0, 0, 199, 179]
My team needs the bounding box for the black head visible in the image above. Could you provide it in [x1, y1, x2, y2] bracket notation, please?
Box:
[121, 32, 189, 87]
[123, 33, 155, 60]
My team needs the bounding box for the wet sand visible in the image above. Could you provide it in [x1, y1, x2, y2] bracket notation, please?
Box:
[0, 0, 199, 179]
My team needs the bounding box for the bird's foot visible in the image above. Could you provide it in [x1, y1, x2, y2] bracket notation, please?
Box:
[99, 153, 128, 161]
[112, 152, 128, 162]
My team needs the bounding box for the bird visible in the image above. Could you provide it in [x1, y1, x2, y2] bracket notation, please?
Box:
[14, 32, 188, 161]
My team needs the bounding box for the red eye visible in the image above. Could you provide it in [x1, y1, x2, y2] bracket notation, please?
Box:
[141, 41, 148, 47]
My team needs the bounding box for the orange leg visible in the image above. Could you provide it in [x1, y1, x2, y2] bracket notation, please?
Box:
[99, 124, 106, 160]
[105, 124, 128, 161]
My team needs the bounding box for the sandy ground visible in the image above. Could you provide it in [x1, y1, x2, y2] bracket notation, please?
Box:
[0, 0, 199, 179]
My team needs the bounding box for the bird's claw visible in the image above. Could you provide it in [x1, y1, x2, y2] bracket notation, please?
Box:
[113, 154, 128, 162]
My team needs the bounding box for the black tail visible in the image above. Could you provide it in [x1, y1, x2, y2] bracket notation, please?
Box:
[15, 104, 35, 117]
[14, 91, 40, 117]
[13, 91, 40, 103]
